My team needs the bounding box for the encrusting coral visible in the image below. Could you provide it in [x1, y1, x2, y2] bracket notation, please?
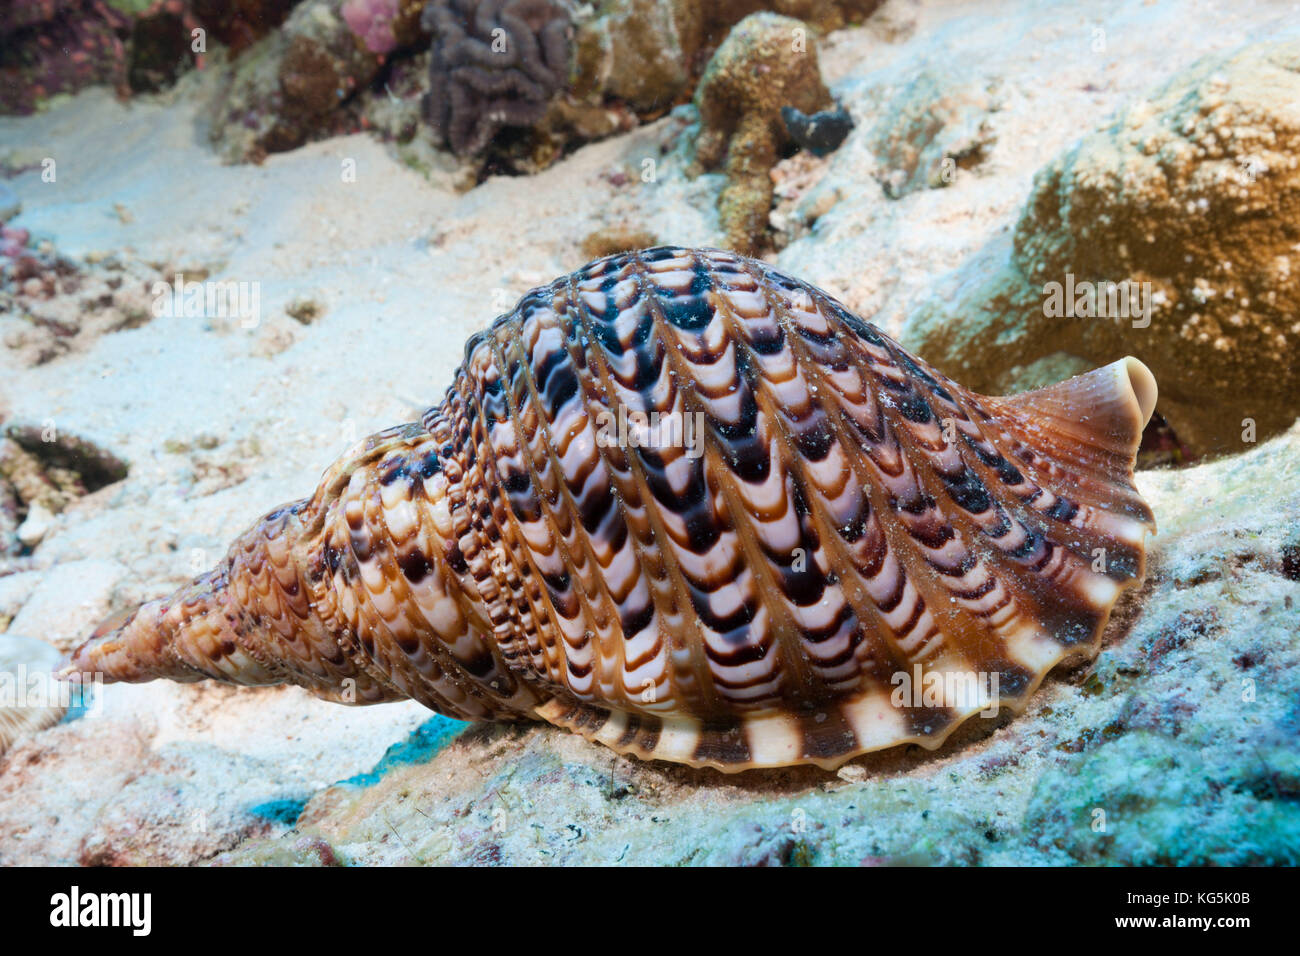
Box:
[421, 0, 573, 157]
[210, 0, 385, 161]
[0, 0, 131, 115]
[693, 12, 833, 254]
[341, 0, 425, 54]
[1011, 39, 1300, 455]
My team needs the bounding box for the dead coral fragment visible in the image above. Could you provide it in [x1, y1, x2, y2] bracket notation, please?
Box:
[0, 634, 67, 757]
[422, 0, 573, 157]
[904, 39, 1300, 458]
[693, 12, 831, 254]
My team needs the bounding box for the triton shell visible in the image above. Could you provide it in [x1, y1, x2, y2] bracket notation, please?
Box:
[64, 247, 1157, 771]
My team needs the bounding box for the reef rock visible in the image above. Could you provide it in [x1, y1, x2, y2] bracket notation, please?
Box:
[903, 40, 1300, 456]
[693, 12, 833, 254]
[571, 0, 879, 117]
[0, 0, 131, 115]
[210, 0, 383, 162]
[866, 65, 998, 198]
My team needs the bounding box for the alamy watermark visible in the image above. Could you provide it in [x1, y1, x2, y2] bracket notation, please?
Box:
[1, 664, 102, 715]
[594, 407, 706, 460]
[1043, 273, 1152, 328]
[151, 272, 261, 328]
[890, 664, 1001, 716]
[50, 886, 150, 936]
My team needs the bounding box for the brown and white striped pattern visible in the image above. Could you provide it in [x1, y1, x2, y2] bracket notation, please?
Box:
[65, 248, 1157, 771]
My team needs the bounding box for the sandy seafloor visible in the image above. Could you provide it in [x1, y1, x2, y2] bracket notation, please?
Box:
[0, 0, 1298, 865]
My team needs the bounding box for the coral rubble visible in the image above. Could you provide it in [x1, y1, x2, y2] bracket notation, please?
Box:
[693, 12, 832, 254]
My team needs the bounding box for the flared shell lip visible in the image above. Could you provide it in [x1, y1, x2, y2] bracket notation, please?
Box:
[1122, 356, 1159, 427]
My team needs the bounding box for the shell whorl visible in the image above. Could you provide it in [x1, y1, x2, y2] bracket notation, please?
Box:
[65, 247, 1156, 771]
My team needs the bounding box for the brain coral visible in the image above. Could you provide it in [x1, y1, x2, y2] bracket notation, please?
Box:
[422, 0, 573, 157]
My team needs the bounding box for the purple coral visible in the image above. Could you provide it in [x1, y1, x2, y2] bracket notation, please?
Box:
[342, 0, 403, 54]
[421, 0, 572, 157]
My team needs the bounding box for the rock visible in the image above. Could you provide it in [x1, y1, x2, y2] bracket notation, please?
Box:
[866, 66, 998, 198]
[551, 1, 880, 170]
[76, 744, 305, 865]
[571, 0, 698, 115]
[693, 12, 833, 254]
[572, 1, 880, 117]
[7, 559, 125, 650]
[0, 718, 151, 865]
[903, 40, 1300, 456]
[0, 677, 433, 865]
[0, 571, 39, 626]
[210, 0, 383, 163]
